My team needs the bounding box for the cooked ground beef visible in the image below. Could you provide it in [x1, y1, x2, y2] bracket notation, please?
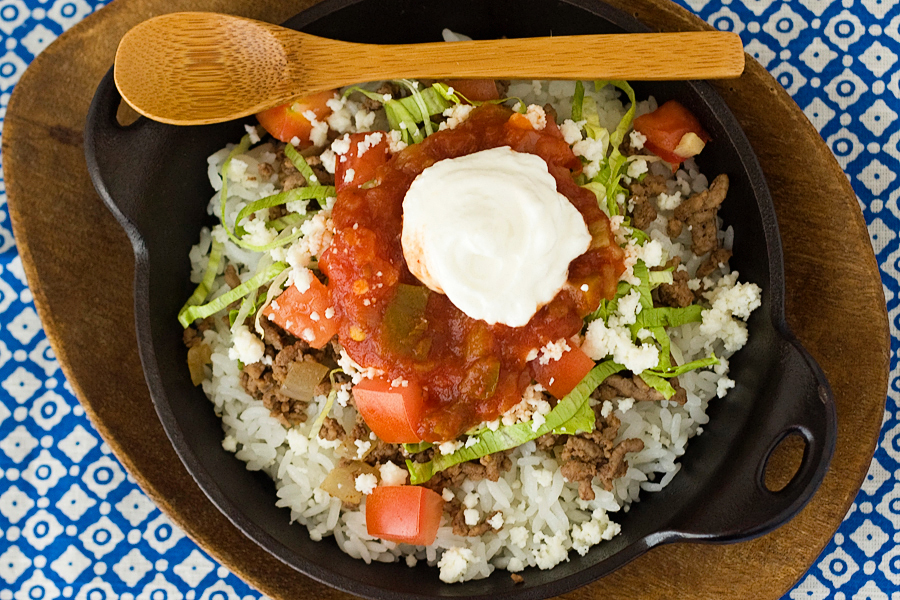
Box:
[598, 374, 665, 402]
[667, 173, 729, 255]
[257, 161, 275, 178]
[304, 154, 335, 187]
[238, 337, 338, 426]
[448, 500, 502, 537]
[627, 173, 668, 230]
[224, 264, 241, 289]
[696, 247, 733, 280]
[318, 417, 345, 441]
[559, 410, 644, 500]
[654, 257, 694, 308]
[422, 451, 513, 493]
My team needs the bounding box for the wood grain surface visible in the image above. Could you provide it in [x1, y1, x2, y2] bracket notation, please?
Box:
[115, 11, 744, 125]
[3, 0, 889, 598]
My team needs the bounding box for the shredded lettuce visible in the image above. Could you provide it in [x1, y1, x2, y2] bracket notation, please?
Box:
[383, 83, 451, 144]
[571, 81, 585, 122]
[406, 360, 624, 484]
[645, 354, 720, 378]
[219, 134, 253, 243]
[583, 80, 638, 216]
[638, 372, 676, 399]
[178, 261, 287, 328]
[403, 442, 433, 454]
[180, 238, 224, 324]
[283, 143, 319, 185]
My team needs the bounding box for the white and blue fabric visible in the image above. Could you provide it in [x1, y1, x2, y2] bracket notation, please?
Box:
[0, 0, 898, 598]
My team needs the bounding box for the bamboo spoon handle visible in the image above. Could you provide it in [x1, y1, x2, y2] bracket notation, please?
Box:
[114, 12, 745, 126]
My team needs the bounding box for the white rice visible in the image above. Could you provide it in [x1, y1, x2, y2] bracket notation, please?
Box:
[187, 81, 760, 583]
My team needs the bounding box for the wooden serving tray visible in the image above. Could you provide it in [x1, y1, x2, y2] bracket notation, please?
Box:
[4, 0, 889, 598]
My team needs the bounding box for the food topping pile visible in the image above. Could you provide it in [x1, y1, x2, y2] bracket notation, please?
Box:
[180, 70, 761, 583]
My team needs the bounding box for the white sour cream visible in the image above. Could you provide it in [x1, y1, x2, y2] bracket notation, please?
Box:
[401, 146, 591, 327]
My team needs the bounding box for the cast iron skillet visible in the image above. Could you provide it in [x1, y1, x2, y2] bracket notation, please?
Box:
[84, 0, 837, 597]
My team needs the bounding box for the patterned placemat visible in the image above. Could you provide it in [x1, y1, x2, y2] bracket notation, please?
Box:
[0, 1, 897, 598]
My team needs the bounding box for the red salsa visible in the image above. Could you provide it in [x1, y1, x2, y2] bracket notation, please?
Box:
[319, 104, 625, 441]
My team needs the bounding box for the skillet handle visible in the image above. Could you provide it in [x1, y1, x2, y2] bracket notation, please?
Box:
[84, 67, 153, 242]
[671, 333, 836, 542]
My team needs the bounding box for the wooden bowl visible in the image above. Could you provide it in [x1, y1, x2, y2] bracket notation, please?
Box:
[81, 0, 835, 597]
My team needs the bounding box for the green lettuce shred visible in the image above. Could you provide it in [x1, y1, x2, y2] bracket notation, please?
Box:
[179, 238, 224, 325]
[177, 261, 287, 328]
[406, 361, 624, 484]
[571, 81, 585, 122]
[403, 442, 433, 454]
[283, 143, 320, 185]
[645, 354, 720, 378]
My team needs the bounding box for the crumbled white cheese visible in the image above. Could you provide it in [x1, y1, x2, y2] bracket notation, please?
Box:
[487, 512, 504, 530]
[354, 440, 372, 459]
[354, 473, 378, 495]
[241, 218, 277, 247]
[379, 461, 408, 486]
[629, 129, 647, 150]
[228, 325, 265, 365]
[439, 103, 474, 131]
[524, 104, 547, 130]
[613, 289, 643, 326]
[618, 398, 634, 413]
[600, 400, 614, 418]
[700, 271, 762, 352]
[301, 109, 329, 148]
[438, 547, 475, 584]
[572, 509, 621, 555]
[463, 509, 480, 526]
[501, 384, 551, 426]
[657, 191, 683, 211]
[291, 267, 314, 294]
[538, 339, 571, 365]
[626, 158, 648, 179]
[331, 134, 352, 156]
[442, 488, 455, 502]
[343, 168, 356, 184]
[463, 491, 479, 509]
[439, 440, 463, 455]
[582, 318, 659, 374]
[560, 119, 585, 145]
[509, 526, 529, 549]
[356, 132, 384, 156]
[319, 149, 336, 174]
[387, 129, 408, 153]
[532, 531, 569, 570]
[244, 124, 261, 144]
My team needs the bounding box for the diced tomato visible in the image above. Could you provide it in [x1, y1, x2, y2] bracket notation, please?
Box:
[334, 132, 392, 193]
[353, 377, 423, 443]
[531, 345, 596, 399]
[255, 90, 336, 145]
[365, 485, 445, 545]
[443, 79, 500, 102]
[633, 100, 711, 167]
[262, 277, 338, 349]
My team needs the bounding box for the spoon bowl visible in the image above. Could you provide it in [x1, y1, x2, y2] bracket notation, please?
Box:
[113, 11, 745, 125]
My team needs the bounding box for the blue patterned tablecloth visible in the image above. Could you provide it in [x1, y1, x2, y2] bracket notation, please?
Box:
[0, 0, 897, 598]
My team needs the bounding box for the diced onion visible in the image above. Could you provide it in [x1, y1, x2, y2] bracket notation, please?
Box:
[187, 344, 212, 386]
[280, 359, 329, 401]
[320, 461, 378, 505]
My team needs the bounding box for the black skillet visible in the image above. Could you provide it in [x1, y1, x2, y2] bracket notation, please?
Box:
[84, 0, 837, 597]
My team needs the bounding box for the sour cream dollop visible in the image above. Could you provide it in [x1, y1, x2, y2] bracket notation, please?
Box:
[401, 146, 591, 327]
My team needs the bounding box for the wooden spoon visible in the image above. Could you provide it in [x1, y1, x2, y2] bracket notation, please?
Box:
[114, 12, 745, 126]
